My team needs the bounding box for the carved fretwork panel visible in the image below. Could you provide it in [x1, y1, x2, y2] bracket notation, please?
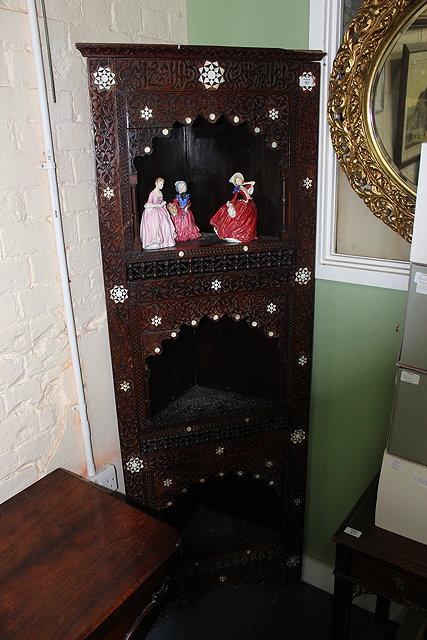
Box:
[77, 42, 323, 592]
[126, 93, 289, 164]
[136, 430, 290, 510]
[127, 249, 294, 282]
[136, 292, 287, 340]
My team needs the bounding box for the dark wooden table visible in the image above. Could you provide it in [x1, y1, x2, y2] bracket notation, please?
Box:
[331, 476, 427, 639]
[0, 468, 180, 639]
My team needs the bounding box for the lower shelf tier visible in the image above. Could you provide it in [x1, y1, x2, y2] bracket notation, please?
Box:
[165, 502, 299, 587]
[177, 505, 281, 557]
[153, 385, 282, 429]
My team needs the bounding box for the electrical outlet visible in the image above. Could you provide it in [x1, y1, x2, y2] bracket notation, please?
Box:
[89, 463, 118, 491]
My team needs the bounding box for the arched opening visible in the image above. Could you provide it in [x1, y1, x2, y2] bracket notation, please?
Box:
[147, 315, 283, 428]
[161, 472, 283, 558]
[134, 116, 283, 239]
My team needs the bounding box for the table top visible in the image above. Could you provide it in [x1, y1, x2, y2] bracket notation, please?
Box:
[0, 469, 179, 639]
[332, 476, 427, 581]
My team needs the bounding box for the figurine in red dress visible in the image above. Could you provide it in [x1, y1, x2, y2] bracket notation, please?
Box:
[210, 172, 258, 243]
[167, 180, 201, 242]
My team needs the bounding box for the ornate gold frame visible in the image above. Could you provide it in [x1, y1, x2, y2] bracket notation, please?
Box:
[328, 0, 426, 243]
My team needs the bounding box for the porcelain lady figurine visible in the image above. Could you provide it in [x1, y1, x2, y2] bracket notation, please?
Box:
[140, 177, 176, 250]
[167, 180, 201, 241]
[210, 172, 258, 243]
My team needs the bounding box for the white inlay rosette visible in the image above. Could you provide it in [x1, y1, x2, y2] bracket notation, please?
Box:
[110, 284, 128, 303]
[198, 60, 225, 89]
[298, 355, 308, 366]
[163, 478, 173, 487]
[211, 279, 222, 291]
[126, 457, 144, 473]
[268, 108, 279, 120]
[286, 554, 300, 567]
[267, 303, 277, 314]
[299, 71, 316, 91]
[290, 429, 306, 444]
[93, 66, 116, 91]
[302, 177, 313, 190]
[140, 106, 153, 120]
[120, 381, 131, 392]
[103, 187, 114, 199]
[151, 315, 162, 327]
[295, 267, 311, 285]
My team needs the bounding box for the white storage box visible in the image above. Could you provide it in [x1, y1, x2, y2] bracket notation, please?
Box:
[375, 449, 427, 545]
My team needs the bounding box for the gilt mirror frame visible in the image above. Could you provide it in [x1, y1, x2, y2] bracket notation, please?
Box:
[328, 0, 426, 244]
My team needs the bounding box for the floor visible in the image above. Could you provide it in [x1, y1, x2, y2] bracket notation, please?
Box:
[143, 582, 399, 639]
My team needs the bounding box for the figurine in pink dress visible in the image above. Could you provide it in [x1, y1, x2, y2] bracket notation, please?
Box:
[210, 172, 258, 243]
[140, 178, 176, 250]
[167, 180, 201, 242]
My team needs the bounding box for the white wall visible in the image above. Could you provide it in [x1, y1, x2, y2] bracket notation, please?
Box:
[0, 0, 187, 503]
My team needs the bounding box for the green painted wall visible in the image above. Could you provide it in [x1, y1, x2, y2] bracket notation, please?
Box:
[306, 280, 406, 564]
[187, 0, 309, 50]
[186, 0, 408, 566]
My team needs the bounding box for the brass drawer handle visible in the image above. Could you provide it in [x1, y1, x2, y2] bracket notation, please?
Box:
[392, 577, 427, 613]
[123, 577, 171, 640]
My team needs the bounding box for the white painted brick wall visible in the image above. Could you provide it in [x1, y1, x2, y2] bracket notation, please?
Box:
[0, 0, 188, 503]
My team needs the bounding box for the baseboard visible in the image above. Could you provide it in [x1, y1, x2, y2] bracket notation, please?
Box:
[302, 555, 406, 624]
[302, 554, 334, 594]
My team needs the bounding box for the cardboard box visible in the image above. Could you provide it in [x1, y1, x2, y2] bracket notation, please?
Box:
[375, 450, 427, 545]
[388, 365, 427, 467]
[400, 263, 427, 371]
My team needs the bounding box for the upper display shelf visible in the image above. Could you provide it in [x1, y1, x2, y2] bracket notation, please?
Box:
[77, 44, 324, 258]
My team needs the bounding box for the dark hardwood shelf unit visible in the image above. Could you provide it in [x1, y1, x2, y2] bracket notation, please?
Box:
[77, 42, 324, 594]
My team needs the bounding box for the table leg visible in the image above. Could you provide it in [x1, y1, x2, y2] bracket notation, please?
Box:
[331, 576, 354, 640]
[375, 596, 390, 625]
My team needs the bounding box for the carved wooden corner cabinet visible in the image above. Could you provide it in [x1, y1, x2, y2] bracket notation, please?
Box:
[77, 43, 323, 592]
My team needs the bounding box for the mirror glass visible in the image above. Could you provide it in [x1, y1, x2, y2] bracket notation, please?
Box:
[342, 0, 364, 32]
[372, 7, 427, 193]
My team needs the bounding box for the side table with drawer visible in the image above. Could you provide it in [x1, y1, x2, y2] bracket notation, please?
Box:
[331, 476, 427, 639]
[0, 468, 180, 640]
